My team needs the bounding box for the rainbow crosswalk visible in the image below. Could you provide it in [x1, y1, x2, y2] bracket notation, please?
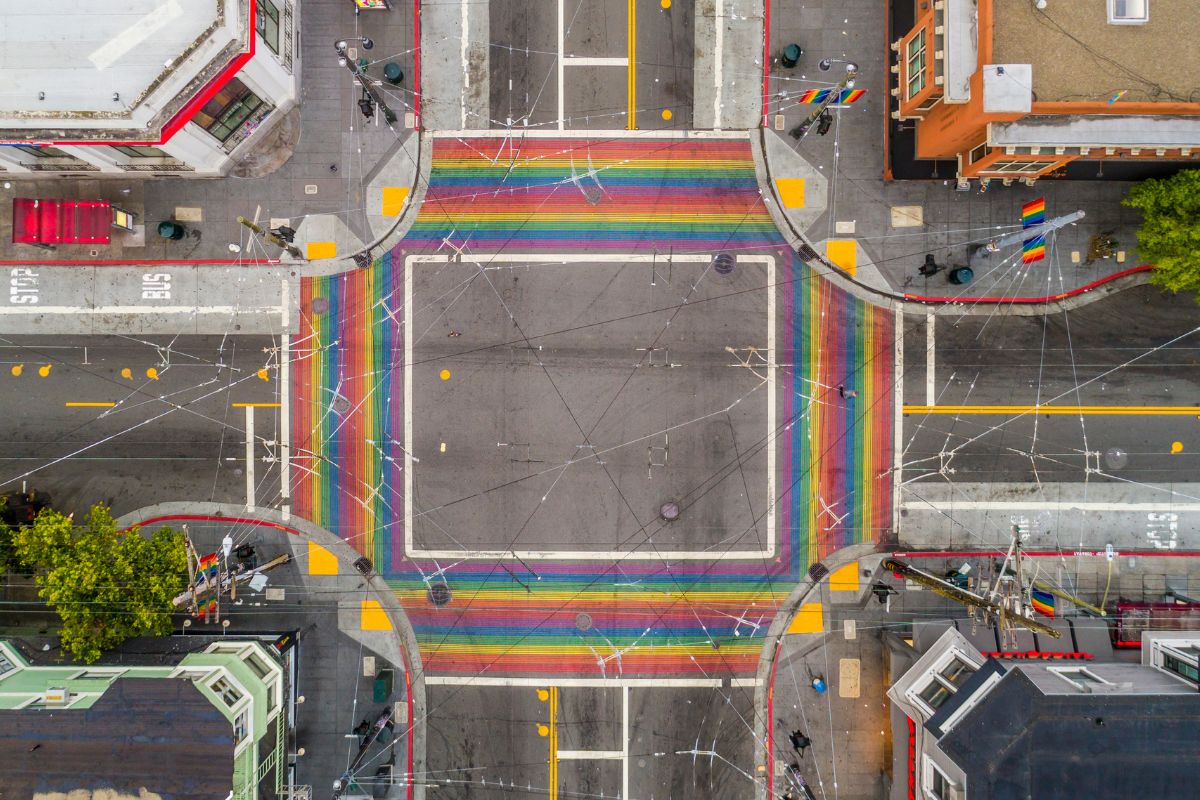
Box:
[291, 136, 894, 676]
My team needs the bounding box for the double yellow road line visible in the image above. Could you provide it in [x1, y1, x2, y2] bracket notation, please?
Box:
[904, 405, 1200, 416]
[627, 0, 637, 129]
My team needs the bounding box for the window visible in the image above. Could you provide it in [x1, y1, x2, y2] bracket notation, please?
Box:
[914, 655, 977, 712]
[193, 78, 265, 144]
[924, 756, 958, 800]
[245, 653, 272, 680]
[10, 145, 72, 159]
[256, 0, 281, 53]
[1109, 0, 1148, 24]
[906, 29, 927, 99]
[1048, 667, 1110, 691]
[109, 145, 170, 159]
[981, 160, 1051, 175]
[1164, 654, 1200, 684]
[0, 650, 15, 676]
[73, 669, 125, 680]
[233, 709, 250, 745]
[968, 143, 989, 164]
[209, 676, 243, 708]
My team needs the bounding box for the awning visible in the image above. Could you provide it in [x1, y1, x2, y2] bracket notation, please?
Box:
[12, 198, 112, 245]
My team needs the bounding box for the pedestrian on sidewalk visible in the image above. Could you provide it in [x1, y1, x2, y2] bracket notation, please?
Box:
[789, 730, 812, 757]
[837, 385, 858, 399]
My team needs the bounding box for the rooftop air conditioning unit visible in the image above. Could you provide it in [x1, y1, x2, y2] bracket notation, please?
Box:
[43, 688, 69, 705]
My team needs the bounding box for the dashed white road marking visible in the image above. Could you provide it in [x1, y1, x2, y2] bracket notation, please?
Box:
[925, 312, 936, 406]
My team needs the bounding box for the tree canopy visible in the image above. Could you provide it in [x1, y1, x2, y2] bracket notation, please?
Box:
[1122, 169, 1200, 299]
[14, 506, 186, 664]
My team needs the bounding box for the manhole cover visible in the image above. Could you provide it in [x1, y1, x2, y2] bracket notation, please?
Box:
[660, 501, 681, 521]
[311, 297, 330, 315]
[575, 612, 593, 632]
[428, 582, 452, 607]
[713, 254, 735, 275]
[1104, 447, 1128, 469]
[331, 395, 351, 414]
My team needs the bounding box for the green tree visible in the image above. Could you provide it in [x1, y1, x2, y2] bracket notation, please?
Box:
[1123, 169, 1200, 298]
[14, 506, 186, 664]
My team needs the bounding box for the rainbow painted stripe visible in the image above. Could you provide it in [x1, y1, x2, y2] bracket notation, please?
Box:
[293, 137, 894, 676]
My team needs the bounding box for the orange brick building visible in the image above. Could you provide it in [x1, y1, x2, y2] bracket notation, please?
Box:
[891, 0, 1200, 185]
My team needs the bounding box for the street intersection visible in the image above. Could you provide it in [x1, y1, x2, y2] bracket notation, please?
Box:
[1, 2, 1199, 799]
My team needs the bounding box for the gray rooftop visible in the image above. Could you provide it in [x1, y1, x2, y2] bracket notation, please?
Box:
[940, 668, 1200, 800]
[0, 677, 234, 800]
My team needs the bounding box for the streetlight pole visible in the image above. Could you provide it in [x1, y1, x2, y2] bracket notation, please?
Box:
[789, 60, 858, 140]
[334, 38, 398, 125]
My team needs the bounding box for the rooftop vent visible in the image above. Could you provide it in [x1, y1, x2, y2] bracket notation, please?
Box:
[1109, 0, 1148, 24]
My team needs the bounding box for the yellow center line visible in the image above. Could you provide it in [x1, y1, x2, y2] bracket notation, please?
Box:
[65, 402, 115, 408]
[627, 0, 636, 129]
[904, 405, 1200, 416]
[232, 402, 282, 408]
[549, 686, 558, 800]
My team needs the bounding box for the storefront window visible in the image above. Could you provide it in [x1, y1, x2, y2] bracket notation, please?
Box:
[110, 145, 170, 159]
[11, 145, 72, 159]
[193, 78, 264, 144]
[256, 0, 280, 54]
[906, 29, 927, 99]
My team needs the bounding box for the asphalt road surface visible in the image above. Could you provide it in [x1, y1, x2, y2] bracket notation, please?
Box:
[0, 335, 282, 518]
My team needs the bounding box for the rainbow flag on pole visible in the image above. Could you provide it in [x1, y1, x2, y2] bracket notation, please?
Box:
[796, 88, 867, 105]
[1031, 588, 1056, 617]
[1022, 197, 1047, 264]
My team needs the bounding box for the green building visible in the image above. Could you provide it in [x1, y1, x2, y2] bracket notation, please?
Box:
[0, 638, 288, 800]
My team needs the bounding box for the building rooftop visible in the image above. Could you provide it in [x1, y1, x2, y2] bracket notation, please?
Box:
[0, 677, 234, 800]
[940, 667, 1200, 800]
[0, 0, 248, 140]
[991, 0, 1200, 104]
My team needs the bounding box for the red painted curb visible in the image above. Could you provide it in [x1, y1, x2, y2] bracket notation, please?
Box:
[762, 0, 772, 126]
[904, 265, 1152, 305]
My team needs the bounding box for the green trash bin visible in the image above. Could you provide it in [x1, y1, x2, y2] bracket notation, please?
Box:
[383, 62, 404, 85]
[157, 221, 185, 240]
[373, 668, 394, 702]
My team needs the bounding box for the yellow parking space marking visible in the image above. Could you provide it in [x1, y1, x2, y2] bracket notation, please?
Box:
[1172, 441, 1184, 454]
[307, 541, 339, 575]
[256, 368, 270, 382]
[146, 367, 160, 380]
[306, 241, 337, 260]
[38, 364, 52, 377]
[786, 602, 824, 634]
[839, 658, 861, 698]
[10, 365, 22, 377]
[825, 239, 857, 275]
[361, 599, 394, 631]
[828, 561, 860, 592]
[905, 405, 1200, 416]
[233, 402, 281, 408]
[120, 367, 132, 380]
[775, 178, 806, 209]
[65, 402, 115, 408]
[382, 187, 410, 217]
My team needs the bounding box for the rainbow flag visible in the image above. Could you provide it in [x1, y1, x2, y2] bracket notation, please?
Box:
[796, 88, 867, 104]
[197, 552, 219, 582]
[197, 598, 217, 621]
[1022, 235, 1046, 264]
[1022, 197, 1046, 228]
[1031, 588, 1055, 617]
[1107, 89, 1127, 105]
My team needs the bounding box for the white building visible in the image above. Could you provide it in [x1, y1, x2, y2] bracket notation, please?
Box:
[0, 0, 297, 177]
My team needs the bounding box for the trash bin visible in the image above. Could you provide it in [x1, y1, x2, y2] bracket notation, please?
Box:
[373, 668, 394, 702]
[948, 266, 974, 285]
[383, 62, 404, 85]
[781, 43, 802, 68]
[157, 221, 185, 240]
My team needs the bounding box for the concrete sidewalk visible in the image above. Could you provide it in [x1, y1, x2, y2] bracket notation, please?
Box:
[2, 0, 420, 270]
[759, 0, 1149, 303]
